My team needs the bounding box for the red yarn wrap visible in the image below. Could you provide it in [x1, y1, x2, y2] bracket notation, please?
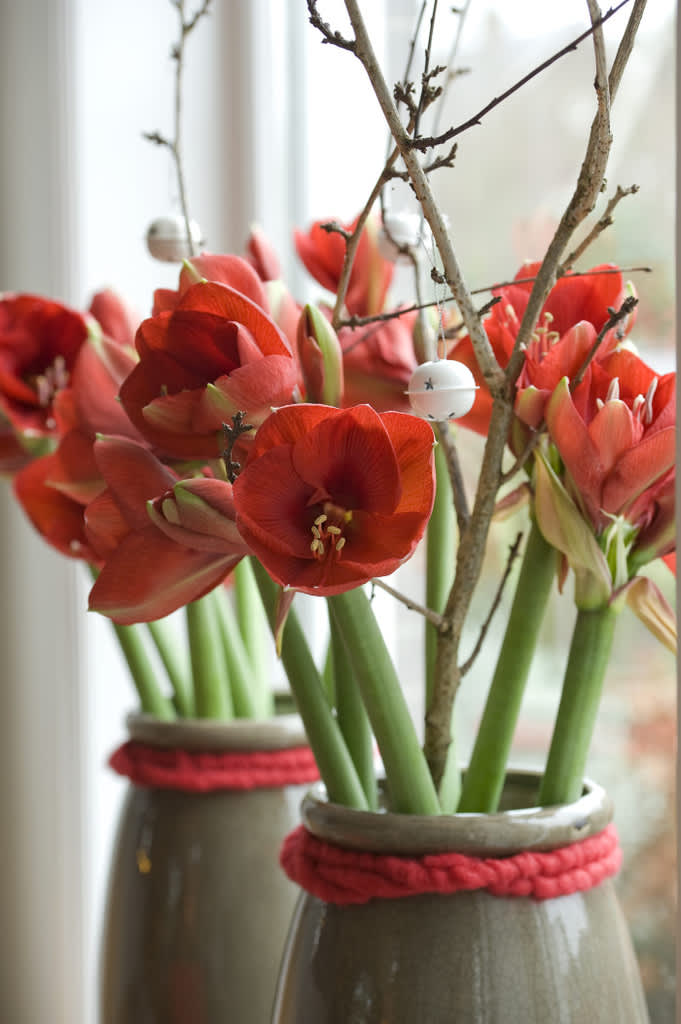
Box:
[280, 823, 621, 904]
[110, 740, 319, 792]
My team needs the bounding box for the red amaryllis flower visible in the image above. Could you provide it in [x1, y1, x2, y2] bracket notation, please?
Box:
[233, 403, 435, 595]
[119, 280, 298, 462]
[294, 216, 394, 317]
[86, 436, 246, 623]
[339, 314, 418, 412]
[0, 293, 89, 436]
[152, 253, 270, 316]
[545, 348, 675, 540]
[450, 263, 633, 435]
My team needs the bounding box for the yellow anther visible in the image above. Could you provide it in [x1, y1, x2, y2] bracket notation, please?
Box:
[311, 525, 321, 538]
[310, 538, 322, 553]
[314, 514, 328, 526]
[327, 525, 341, 535]
[336, 537, 346, 552]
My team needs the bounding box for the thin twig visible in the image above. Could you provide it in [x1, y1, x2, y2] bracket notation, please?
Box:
[459, 532, 523, 677]
[222, 412, 254, 483]
[408, 1, 630, 152]
[144, 0, 212, 255]
[560, 184, 640, 270]
[505, 0, 616, 386]
[471, 264, 651, 296]
[370, 577, 444, 629]
[572, 294, 639, 387]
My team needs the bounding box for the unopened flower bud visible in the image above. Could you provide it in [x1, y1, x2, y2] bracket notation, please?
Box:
[297, 304, 344, 406]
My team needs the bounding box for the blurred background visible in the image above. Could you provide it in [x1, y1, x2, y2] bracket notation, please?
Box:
[0, 1, 675, 1020]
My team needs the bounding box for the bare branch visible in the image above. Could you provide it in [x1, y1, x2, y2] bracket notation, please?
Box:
[560, 184, 640, 270]
[504, 0, 619, 388]
[409, 1, 630, 153]
[370, 578, 444, 629]
[435, 421, 470, 535]
[307, 0, 356, 50]
[572, 294, 639, 387]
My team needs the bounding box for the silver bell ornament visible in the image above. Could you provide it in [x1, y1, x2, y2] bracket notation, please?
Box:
[407, 359, 478, 420]
[146, 214, 204, 262]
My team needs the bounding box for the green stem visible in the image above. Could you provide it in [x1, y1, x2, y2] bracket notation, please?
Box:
[234, 557, 275, 716]
[426, 441, 455, 709]
[185, 593, 233, 719]
[426, 440, 458, 811]
[112, 623, 176, 720]
[212, 586, 267, 718]
[458, 519, 558, 812]
[328, 607, 378, 810]
[328, 589, 441, 815]
[252, 561, 368, 809]
[146, 618, 194, 717]
[538, 603, 619, 806]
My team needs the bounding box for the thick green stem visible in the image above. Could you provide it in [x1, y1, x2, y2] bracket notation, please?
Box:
[112, 623, 176, 720]
[234, 557, 275, 716]
[426, 441, 455, 708]
[538, 603, 619, 806]
[252, 561, 368, 809]
[146, 618, 194, 717]
[328, 608, 377, 810]
[426, 440, 458, 811]
[328, 589, 441, 815]
[213, 586, 267, 718]
[458, 519, 558, 811]
[186, 594, 233, 719]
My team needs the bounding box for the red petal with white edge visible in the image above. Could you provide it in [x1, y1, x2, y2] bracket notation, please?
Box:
[94, 436, 177, 528]
[88, 527, 240, 624]
[291, 405, 402, 514]
[602, 426, 676, 516]
[546, 377, 603, 516]
[587, 400, 642, 476]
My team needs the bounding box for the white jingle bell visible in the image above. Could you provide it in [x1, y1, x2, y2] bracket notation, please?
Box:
[146, 214, 204, 263]
[407, 359, 478, 420]
[378, 212, 425, 263]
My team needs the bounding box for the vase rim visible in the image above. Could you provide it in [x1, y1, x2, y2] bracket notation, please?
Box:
[125, 711, 308, 752]
[301, 770, 614, 856]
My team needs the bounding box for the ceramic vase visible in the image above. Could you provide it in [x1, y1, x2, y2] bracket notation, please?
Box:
[273, 771, 650, 1023]
[100, 712, 316, 1024]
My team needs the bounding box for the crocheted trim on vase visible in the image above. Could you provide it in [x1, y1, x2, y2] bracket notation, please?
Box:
[280, 823, 621, 904]
[110, 740, 319, 792]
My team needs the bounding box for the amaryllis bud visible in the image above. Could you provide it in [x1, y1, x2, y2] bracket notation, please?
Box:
[147, 477, 248, 554]
[296, 303, 344, 406]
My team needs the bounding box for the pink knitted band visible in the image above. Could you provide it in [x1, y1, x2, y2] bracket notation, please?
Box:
[280, 822, 621, 904]
[110, 740, 319, 792]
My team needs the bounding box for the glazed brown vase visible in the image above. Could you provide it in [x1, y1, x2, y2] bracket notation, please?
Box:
[100, 713, 315, 1024]
[273, 771, 650, 1024]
